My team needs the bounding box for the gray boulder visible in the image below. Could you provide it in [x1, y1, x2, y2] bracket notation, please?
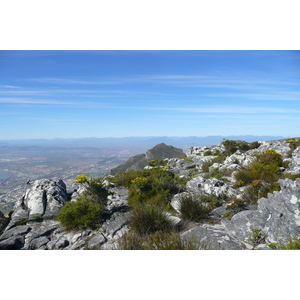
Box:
[0, 210, 9, 235]
[181, 223, 244, 250]
[0, 225, 31, 241]
[186, 175, 237, 198]
[88, 233, 107, 249]
[8, 179, 68, 227]
[222, 179, 300, 245]
[0, 235, 25, 250]
[102, 211, 130, 238]
[223, 152, 256, 168]
[29, 236, 50, 250]
[287, 146, 300, 174]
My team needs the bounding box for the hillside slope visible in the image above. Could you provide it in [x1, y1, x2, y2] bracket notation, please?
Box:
[109, 143, 184, 175]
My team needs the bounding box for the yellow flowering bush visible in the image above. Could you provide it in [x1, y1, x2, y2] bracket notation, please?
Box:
[75, 174, 89, 184]
[131, 177, 148, 189]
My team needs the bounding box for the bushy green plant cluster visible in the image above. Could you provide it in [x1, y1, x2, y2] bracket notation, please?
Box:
[201, 155, 227, 172]
[57, 200, 105, 231]
[248, 227, 267, 248]
[203, 167, 230, 182]
[233, 149, 284, 203]
[179, 155, 194, 162]
[221, 140, 261, 155]
[278, 237, 300, 249]
[111, 168, 186, 208]
[148, 159, 167, 167]
[179, 196, 210, 222]
[225, 198, 246, 215]
[178, 194, 220, 222]
[110, 167, 209, 249]
[204, 150, 212, 156]
[57, 177, 108, 231]
[129, 204, 174, 235]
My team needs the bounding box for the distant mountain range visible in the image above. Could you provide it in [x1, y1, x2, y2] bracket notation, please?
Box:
[0, 135, 289, 152]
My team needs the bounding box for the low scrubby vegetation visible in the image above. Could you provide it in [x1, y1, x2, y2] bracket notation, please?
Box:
[221, 139, 261, 155]
[201, 155, 227, 173]
[178, 194, 222, 222]
[118, 230, 208, 250]
[287, 138, 300, 157]
[57, 176, 108, 231]
[179, 196, 210, 222]
[109, 168, 204, 249]
[233, 149, 286, 203]
[129, 203, 174, 235]
[109, 168, 187, 208]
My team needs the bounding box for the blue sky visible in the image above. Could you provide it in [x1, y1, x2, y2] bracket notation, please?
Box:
[0, 50, 300, 140]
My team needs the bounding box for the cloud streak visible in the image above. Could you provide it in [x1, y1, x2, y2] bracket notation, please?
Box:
[2, 97, 300, 114]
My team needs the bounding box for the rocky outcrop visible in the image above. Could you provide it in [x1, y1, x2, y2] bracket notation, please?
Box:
[288, 146, 300, 174]
[0, 210, 9, 235]
[181, 179, 300, 249]
[186, 175, 238, 198]
[6, 179, 69, 230]
[0, 180, 130, 250]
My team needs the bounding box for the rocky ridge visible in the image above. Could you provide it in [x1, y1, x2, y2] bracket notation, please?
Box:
[1, 138, 300, 250]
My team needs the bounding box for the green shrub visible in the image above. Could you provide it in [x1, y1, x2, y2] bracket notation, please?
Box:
[199, 194, 221, 209]
[212, 149, 221, 155]
[109, 170, 141, 187]
[278, 237, 300, 249]
[17, 218, 28, 226]
[283, 173, 300, 181]
[148, 159, 166, 167]
[180, 155, 194, 162]
[77, 178, 109, 205]
[129, 204, 174, 235]
[248, 227, 267, 248]
[249, 141, 261, 149]
[226, 198, 246, 214]
[57, 177, 108, 231]
[221, 139, 261, 155]
[233, 149, 284, 202]
[117, 230, 208, 250]
[179, 196, 211, 222]
[245, 180, 280, 204]
[204, 150, 212, 156]
[57, 200, 105, 231]
[119, 168, 185, 208]
[234, 168, 254, 187]
[201, 160, 213, 173]
[201, 155, 226, 173]
[223, 211, 233, 220]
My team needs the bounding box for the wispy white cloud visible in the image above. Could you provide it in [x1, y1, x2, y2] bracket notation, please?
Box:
[206, 91, 300, 101]
[2, 97, 299, 114]
[26, 75, 300, 92]
[163, 106, 300, 114]
[0, 97, 93, 105]
[27, 78, 116, 85]
[20, 117, 105, 124]
[0, 85, 21, 88]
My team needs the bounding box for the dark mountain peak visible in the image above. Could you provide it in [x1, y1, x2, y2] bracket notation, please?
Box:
[110, 143, 184, 175]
